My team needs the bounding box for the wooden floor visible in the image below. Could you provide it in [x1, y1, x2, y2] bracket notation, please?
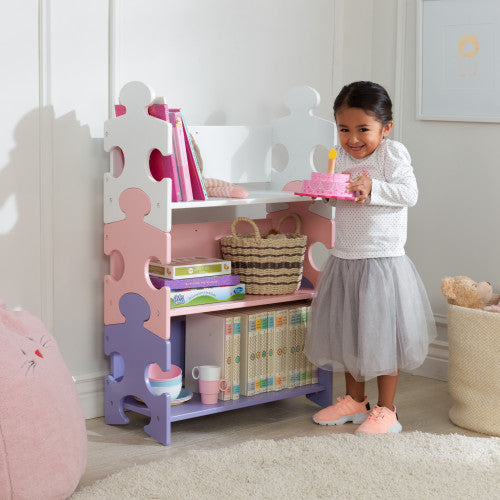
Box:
[76, 372, 485, 492]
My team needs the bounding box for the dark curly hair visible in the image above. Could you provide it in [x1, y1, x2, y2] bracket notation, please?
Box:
[333, 81, 393, 126]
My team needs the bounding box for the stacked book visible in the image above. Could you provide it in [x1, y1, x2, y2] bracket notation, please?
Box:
[149, 256, 245, 309]
[115, 101, 207, 202]
[184, 302, 318, 401]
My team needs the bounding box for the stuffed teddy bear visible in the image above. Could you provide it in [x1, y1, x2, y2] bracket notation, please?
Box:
[440, 275, 494, 309]
[484, 280, 500, 312]
[484, 301, 500, 312]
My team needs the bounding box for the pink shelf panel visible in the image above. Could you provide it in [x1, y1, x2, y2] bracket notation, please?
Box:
[169, 289, 315, 317]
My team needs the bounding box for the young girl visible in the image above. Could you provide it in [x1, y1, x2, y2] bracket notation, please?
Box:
[304, 81, 436, 434]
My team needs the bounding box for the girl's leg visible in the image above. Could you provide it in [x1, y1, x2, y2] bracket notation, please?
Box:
[312, 372, 370, 425]
[355, 372, 403, 434]
[377, 372, 399, 409]
[345, 372, 365, 403]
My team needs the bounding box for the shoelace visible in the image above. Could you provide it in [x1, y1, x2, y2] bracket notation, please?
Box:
[365, 406, 386, 423]
[335, 396, 353, 408]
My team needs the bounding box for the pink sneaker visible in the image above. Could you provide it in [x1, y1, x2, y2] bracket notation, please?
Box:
[313, 395, 370, 426]
[354, 405, 402, 435]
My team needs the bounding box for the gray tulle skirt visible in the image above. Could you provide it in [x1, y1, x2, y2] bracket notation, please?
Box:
[304, 255, 437, 382]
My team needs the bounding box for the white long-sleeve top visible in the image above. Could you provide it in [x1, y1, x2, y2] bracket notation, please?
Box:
[326, 139, 418, 259]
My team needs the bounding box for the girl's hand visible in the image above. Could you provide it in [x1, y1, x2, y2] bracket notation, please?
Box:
[347, 175, 372, 204]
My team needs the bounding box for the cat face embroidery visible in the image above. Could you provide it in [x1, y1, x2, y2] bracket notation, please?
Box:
[20, 334, 53, 376]
[0, 303, 55, 377]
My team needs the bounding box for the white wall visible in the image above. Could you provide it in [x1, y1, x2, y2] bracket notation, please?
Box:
[0, 0, 110, 416]
[114, 0, 335, 125]
[0, 0, 334, 418]
[0, 2, 41, 316]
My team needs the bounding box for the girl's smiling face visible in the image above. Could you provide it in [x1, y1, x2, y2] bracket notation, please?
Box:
[336, 106, 393, 159]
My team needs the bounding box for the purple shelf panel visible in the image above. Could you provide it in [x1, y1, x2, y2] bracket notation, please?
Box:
[123, 383, 326, 422]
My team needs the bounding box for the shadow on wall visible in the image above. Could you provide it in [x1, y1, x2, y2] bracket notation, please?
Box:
[0, 106, 108, 323]
[0, 106, 47, 313]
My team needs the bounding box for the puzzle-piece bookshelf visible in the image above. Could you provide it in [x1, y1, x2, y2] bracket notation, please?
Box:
[104, 81, 335, 445]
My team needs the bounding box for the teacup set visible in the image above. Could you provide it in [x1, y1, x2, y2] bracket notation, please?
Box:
[148, 363, 226, 405]
[192, 365, 228, 404]
[148, 363, 183, 399]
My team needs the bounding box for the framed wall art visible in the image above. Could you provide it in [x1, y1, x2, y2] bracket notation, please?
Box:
[417, 0, 500, 122]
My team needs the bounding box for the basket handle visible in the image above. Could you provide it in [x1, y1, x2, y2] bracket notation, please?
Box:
[275, 213, 302, 234]
[231, 217, 262, 239]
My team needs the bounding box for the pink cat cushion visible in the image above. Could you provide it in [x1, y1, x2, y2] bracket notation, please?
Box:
[0, 300, 87, 499]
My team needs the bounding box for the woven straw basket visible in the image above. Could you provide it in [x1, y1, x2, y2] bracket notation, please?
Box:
[220, 214, 307, 295]
[447, 304, 500, 436]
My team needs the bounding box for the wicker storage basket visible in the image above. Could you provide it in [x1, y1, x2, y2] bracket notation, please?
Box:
[447, 304, 500, 436]
[220, 214, 307, 295]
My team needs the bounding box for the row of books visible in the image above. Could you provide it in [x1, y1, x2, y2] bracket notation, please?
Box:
[184, 302, 317, 401]
[115, 101, 207, 202]
[149, 256, 245, 308]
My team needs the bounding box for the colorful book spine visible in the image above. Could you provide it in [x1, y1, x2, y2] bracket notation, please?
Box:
[284, 306, 292, 389]
[256, 310, 268, 394]
[150, 274, 240, 291]
[169, 110, 193, 201]
[239, 310, 257, 397]
[266, 309, 275, 392]
[293, 307, 302, 387]
[149, 257, 231, 280]
[274, 307, 288, 391]
[220, 315, 233, 401]
[164, 154, 183, 201]
[231, 314, 241, 400]
[304, 304, 313, 385]
[249, 311, 259, 397]
[309, 306, 319, 384]
[288, 306, 300, 388]
[299, 305, 308, 386]
[179, 110, 208, 200]
[169, 283, 245, 309]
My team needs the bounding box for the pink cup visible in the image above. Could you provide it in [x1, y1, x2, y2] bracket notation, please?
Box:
[199, 379, 228, 404]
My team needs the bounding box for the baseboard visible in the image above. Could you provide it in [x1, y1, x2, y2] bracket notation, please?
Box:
[410, 314, 449, 381]
[75, 371, 106, 419]
[410, 340, 449, 381]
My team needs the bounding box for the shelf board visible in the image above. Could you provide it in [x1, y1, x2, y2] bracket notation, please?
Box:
[123, 383, 326, 422]
[171, 190, 314, 209]
[169, 289, 315, 316]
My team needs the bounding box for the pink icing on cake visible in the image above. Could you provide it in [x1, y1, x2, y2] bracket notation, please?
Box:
[299, 172, 355, 199]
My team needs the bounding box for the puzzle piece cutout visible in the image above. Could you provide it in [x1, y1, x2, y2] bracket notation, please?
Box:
[104, 292, 171, 445]
[104, 81, 173, 232]
[104, 187, 171, 339]
[270, 86, 336, 191]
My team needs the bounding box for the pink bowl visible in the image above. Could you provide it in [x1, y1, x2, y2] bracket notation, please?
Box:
[148, 363, 182, 382]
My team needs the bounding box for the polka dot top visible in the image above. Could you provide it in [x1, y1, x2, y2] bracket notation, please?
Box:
[327, 139, 418, 259]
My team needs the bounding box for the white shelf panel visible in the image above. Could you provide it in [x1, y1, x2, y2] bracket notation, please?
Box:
[171, 190, 312, 209]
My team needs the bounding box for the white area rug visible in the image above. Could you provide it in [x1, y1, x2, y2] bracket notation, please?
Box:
[74, 432, 499, 499]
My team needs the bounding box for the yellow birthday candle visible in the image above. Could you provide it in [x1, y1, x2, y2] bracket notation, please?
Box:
[327, 148, 337, 174]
